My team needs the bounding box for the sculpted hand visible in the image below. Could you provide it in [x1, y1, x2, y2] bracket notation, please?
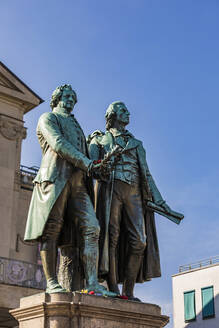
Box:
[90, 161, 102, 179]
[155, 200, 172, 213]
[90, 160, 112, 179]
[161, 202, 172, 213]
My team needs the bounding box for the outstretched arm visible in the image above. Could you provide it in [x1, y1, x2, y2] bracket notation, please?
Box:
[138, 142, 183, 222]
[140, 144, 175, 213]
[138, 143, 166, 205]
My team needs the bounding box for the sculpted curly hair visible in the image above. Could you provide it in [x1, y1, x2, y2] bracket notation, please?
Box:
[50, 84, 77, 110]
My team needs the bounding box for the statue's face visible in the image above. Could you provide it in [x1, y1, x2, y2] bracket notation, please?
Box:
[114, 103, 130, 126]
[59, 89, 76, 111]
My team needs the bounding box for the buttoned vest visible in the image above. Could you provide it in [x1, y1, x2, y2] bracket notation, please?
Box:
[114, 136, 140, 185]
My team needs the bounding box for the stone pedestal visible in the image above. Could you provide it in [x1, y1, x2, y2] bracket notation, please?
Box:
[10, 292, 169, 328]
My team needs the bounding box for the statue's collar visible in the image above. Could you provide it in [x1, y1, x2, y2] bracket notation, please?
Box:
[53, 107, 73, 117]
[109, 128, 134, 138]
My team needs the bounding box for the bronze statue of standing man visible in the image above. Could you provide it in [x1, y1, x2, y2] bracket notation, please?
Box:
[89, 101, 182, 301]
[24, 85, 116, 296]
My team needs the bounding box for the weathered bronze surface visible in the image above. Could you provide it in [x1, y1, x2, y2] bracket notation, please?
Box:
[24, 85, 116, 296]
[88, 101, 183, 300]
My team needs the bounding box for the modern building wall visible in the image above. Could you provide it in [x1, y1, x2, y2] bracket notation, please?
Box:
[172, 260, 219, 328]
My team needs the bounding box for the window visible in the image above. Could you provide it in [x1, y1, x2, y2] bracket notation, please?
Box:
[184, 290, 196, 322]
[201, 286, 215, 319]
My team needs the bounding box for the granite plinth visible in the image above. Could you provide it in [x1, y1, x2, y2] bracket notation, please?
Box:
[10, 292, 169, 328]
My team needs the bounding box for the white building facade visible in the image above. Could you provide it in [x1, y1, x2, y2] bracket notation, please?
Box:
[172, 257, 219, 328]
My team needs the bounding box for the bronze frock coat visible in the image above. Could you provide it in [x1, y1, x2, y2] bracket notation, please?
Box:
[89, 130, 163, 282]
[24, 110, 94, 243]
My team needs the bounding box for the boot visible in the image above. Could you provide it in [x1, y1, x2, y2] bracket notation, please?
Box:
[40, 241, 66, 293]
[107, 250, 120, 295]
[83, 241, 118, 297]
[122, 254, 143, 302]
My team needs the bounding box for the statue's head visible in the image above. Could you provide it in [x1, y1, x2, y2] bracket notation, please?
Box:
[50, 84, 77, 111]
[105, 101, 130, 130]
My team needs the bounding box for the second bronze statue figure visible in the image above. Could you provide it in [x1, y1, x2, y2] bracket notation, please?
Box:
[89, 101, 183, 300]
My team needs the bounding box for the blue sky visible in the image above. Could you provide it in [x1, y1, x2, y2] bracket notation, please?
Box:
[1, 1, 219, 326]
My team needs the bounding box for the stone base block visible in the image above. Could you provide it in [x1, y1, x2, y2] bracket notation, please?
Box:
[10, 292, 169, 328]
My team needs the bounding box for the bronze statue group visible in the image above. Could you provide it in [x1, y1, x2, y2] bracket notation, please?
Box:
[24, 84, 183, 301]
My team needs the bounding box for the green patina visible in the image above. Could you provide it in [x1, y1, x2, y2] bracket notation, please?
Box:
[88, 101, 183, 300]
[24, 85, 117, 297]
